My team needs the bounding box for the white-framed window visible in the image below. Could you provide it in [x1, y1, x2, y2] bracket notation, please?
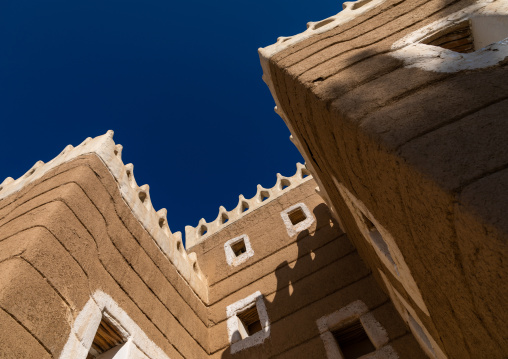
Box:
[60, 291, 170, 359]
[391, 2, 508, 73]
[316, 300, 396, 359]
[280, 202, 315, 237]
[88, 313, 130, 359]
[224, 234, 254, 267]
[379, 270, 447, 359]
[333, 178, 430, 317]
[226, 291, 270, 354]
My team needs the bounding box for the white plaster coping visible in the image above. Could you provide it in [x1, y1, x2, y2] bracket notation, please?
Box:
[185, 163, 313, 248]
[226, 291, 270, 354]
[333, 178, 430, 317]
[258, 0, 388, 64]
[59, 290, 170, 359]
[258, 0, 387, 144]
[391, 1, 508, 73]
[224, 234, 255, 267]
[257, 0, 373, 241]
[316, 300, 396, 359]
[280, 202, 316, 237]
[0, 131, 208, 302]
[379, 271, 447, 359]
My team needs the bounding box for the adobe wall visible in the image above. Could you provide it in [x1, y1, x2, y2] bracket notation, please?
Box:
[0, 155, 209, 358]
[261, 0, 508, 358]
[191, 178, 427, 358]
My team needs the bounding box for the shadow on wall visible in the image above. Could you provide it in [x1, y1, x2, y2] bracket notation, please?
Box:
[284, 5, 508, 357]
[221, 203, 339, 358]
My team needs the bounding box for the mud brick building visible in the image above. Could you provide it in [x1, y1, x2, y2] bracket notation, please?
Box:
[0, 0, 507, 358]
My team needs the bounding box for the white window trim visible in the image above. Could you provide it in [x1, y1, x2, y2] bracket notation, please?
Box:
[95, 340, 132, 359]
[379, 270, 447, 359]
[390, 1, 508, 73]
[224, 234, 255, 267]
[59, 290, 170, 359]
[316, 300, 396, 359]
[333, 178, 430, 316]
[226, 291, 270, 354]
[280, 202, 315, 237]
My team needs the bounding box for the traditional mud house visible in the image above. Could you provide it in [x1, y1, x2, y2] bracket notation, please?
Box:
[0, 0, 507, 358]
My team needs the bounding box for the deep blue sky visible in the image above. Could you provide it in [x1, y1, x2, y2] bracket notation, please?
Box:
[0, 0, 342, 244]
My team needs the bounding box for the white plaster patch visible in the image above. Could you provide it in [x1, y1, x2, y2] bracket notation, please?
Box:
[96, 340, 132, 359]
[226, 291, 270, 354]
[334, 178, 430, 317]
[59, 290, 170, 359]
[280, 202, 315, 237]
[391, 1, 508, 73]
[379, 271, 447, 359]
[224, 234, 255, 267]
[316, 300, 394, 359]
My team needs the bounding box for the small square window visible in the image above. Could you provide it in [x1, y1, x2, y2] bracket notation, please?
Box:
[226, 291, 270, 354]
[231, 239, 247, 257]
[288, 207, 307, 225]
[88, 316, 127, 358]
[358, 211, 399, 275]
[317, 300, 393, 359]
[280, 203, 315, 237]
[224, 235, 254, 267]
[237, 306, 262, 336]
[332, 320, 376, 359]
[421, 20, 474, 53]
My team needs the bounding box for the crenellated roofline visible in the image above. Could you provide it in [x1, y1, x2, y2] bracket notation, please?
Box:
[0, 131, 209, 302]
[185, 163, 312, 249]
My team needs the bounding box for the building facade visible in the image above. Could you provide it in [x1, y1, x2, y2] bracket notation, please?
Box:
[259, 0, 508, 358]
[0, 0, 507, 358]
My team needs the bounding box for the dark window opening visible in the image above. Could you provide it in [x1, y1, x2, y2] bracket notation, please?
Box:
[332, 320, 376, 359]
[232, 240, 247, 257]
[422, 20, 474, 53]
[360, 212, 376, 233]
[238, 306, 262, 336]
[359, 212, 397, 271]
[288, 207, 307, 225]
[87, 316, 126, 358]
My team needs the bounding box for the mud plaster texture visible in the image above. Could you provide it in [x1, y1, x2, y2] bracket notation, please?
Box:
[265, 0, 508, 358]
[192, 178, 427, 358]
[0, 155, 429, 358]
[0, 155, 209, 359]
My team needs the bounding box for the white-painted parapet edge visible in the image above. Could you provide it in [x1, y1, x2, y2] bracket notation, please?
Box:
[226, 291, 270, 354]
[59, 290, 170, 359]
[316, 300, 397, 359]
[0, 131, 208, 302]
[258, 0, 387, 128]
[185, 162, 313, 249]
[257, 1, 376, 237]
[391, 1, 508, 73]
